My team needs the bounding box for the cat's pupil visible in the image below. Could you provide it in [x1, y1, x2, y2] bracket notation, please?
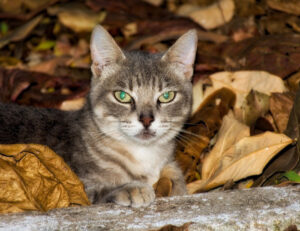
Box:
[163, 92, 169, 99]
[120, 91, 126, 100]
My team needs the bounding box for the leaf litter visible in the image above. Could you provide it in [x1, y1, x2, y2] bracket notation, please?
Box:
[0, 0, 300, 214]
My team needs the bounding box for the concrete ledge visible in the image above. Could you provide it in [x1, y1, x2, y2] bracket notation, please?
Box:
[0, 186, 299, 231]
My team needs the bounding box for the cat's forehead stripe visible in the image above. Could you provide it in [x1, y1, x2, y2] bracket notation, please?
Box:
[128, 78, 133, 91]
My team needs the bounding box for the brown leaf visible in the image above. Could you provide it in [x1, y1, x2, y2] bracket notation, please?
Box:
[287, 71, 300, 92]
[0, 15, 43, 49]
[201, 112, 250, 180]
[0, 144, 90, 214]
[176, 88, 235, 183]
[153, 177, 173, 198]
[270, 93, 294, 133]
[0, 67, 89, 109]
[187, 131, 293, 193]
[47, 3, 106, 33]
[235, 90, 270, 126]
[267, 0, 300, 16]
[196, 35, 300, 79]
[152, 223, 191, 231]
[176, 0, 235, 30]
[204, 71, 287, 110]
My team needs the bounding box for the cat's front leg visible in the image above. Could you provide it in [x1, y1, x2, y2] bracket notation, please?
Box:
[101, 181, 155, 208]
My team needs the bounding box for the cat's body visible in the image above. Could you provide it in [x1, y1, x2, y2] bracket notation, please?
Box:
[0, 26, 198, 207]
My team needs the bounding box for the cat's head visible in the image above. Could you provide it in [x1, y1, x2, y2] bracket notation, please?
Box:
[88, 25, 197, 145]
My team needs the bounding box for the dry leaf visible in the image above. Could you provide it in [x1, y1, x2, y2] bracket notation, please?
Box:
[201, 112, 250, 180]
[176, 88, 235, 183]
[235, 90, 270, 126]
[204, 71, 287, 109]
[0, 144, 90, 214]
[176, 0, 235, 30]
[60, 97, 86, 111]
[287, 71, 300, 92]
[0, 15, 43, 49]
[48, 3, 106, 33]
[153, 177, 173, 198]
[187, 131, 292, 194]
[191, 80, 204, 115]
[152, 223, 191, 231]
[267, 0, 300, 16]
[270, 93, 294, 133]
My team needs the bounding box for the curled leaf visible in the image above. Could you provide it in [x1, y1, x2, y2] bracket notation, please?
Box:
[0, 144, 90, 214]
[187, 131, 293, 194]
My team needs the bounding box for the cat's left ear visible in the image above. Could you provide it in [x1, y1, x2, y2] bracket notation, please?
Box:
[162, 30, 198, 80]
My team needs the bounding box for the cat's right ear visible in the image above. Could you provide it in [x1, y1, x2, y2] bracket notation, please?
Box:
[162, 29, 198, 80]
[90, 25, 126, 77]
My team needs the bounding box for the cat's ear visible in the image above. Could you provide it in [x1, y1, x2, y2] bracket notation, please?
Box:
[162, 30, 198, 80]
[90, 25, 126, 77]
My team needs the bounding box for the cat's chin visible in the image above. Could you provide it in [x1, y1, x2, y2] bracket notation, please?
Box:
[127, 130, 157, 145]
[135, 130, 156, 140]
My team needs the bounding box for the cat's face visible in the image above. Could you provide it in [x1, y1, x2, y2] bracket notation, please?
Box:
[89, 26, 197, 145]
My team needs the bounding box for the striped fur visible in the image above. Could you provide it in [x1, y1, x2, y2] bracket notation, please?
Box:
[0, 26, 197, 207]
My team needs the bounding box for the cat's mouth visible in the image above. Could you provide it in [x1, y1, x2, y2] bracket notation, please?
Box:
[135, 130, 156, 140]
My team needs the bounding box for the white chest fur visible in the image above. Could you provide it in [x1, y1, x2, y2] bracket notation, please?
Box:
[123, 144, 172, 185]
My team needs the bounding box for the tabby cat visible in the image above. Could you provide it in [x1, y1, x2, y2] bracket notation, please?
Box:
[0, 25, 198, 207]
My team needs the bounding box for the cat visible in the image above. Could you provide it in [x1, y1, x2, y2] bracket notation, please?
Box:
[0, 25, 198, 208]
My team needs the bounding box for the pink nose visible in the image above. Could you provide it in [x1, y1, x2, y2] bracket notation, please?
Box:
[139, 115, 154, 128]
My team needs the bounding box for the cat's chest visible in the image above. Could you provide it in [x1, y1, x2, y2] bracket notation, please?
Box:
[124, 144, 171, 185]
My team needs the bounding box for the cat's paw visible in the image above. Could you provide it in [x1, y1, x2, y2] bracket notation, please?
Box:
[102, 182, 155, 208]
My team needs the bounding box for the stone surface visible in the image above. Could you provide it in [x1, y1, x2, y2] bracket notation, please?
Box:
[0, 186, 299, 231]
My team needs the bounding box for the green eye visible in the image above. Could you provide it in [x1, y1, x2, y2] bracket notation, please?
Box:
[114, 90, 132, 103]
[158, 91, 176, 103]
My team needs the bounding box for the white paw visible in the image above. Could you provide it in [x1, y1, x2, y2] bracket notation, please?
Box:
[102, 182, 155, 208]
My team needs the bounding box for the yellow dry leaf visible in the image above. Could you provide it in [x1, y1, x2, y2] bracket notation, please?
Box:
[187, 131, 293, 194]
[0, 144, 90, 214]
[48, 3, 106, 33]
[191, 80, 204, 115]
[176, 0, 235, 30]
[201, 111, 250, 180]
[204, 71, 287, 109]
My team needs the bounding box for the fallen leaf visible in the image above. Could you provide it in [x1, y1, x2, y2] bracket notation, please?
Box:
[201, 112, 250, 180]
[34, 40, 56, 51]
[0, 144, 90, 214]
[23, 0, 52, 11]
[60, 97, 86, 111]
[0, 0, 22, 13]
[0, 15, 43, 49]
[235, 90, 270, 126]
[191, 80, 203, 115]
[176, 88, 235, 183]
[153, 177, 172, 198]
[0, 67, 89, 108]
[282, 171, 300, 183]
[204, 71, 287, 109]
[143, 0, 163, 7]
[152, 223, 191, 231]
[0, 22, 8, 35]
[287, 71, 300, 92]
[47, 3, 106, 33]
[253, 89, 300, 186]
[176, 0, 235, 30]
[270, 93, 294, 133]
[187, 131, 292, 193]
[195, 34, 300, 79]
[267, 0, 300, 16]
[254, 114, 277, 133]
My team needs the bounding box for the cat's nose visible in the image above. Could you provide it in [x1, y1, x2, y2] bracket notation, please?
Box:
[139, 114, 154, 129]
